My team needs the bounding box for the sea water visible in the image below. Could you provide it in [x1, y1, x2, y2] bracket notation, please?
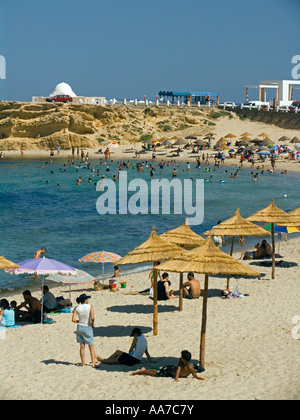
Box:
[0, 156, 299, 291]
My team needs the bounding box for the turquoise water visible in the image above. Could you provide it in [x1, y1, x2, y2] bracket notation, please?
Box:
[0, 156, 299, 291]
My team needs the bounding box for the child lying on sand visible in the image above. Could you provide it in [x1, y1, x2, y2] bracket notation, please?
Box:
[130, 350, 204, 382]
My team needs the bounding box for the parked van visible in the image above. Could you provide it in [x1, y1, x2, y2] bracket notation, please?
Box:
[242, 101, 270, 109]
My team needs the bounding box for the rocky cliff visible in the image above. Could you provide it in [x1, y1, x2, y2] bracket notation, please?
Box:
[0, 101, 218, 151]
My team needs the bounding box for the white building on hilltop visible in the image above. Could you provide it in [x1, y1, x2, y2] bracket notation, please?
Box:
[49, 82, 77, 98]
[245, 80, 300, 107]
[32, 81, 105, 105]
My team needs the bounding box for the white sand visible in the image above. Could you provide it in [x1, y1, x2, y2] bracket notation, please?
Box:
[0, 237, 299, 400]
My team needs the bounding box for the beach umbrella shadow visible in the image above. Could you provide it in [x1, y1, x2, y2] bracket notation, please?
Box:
[93, 325, 152, 338]
[107, 304, 178, 314]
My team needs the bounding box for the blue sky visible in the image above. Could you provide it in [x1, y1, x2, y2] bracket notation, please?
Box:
[0, 0, 300, 102]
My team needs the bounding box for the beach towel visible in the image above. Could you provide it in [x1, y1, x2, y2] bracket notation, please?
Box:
[43, 318, 56, 324]
[0, 324, 21, 330]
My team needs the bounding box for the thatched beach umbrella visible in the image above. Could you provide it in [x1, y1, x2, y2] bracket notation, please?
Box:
[220, 144, 230, 151]
[194, 139, 206, 146]
[160, 221, 205, 250]
[160, 221, 205, 311]
[258, 133, 269, 138]
[225, 133, 237, 139]
[289, 205, 300, 217]
[174, 137, 187, 146]
[290, 137, 300, 144]
[246, 199, 296, 279]
[155, 236, 260, 368]
[161, 139, 173, 147]
[203, 209, 270, 289]
[117, 227, 183, 335]
[241, 132, 252, 137]
[0, 257, 19, 270]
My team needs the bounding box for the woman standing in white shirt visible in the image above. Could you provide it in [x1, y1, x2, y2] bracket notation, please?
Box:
[72, 294, 95, 367]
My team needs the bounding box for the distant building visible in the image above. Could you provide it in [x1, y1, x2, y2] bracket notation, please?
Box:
[245, 80, 300, 107]
[158, 90, 220, 105]
[32, 82, 106, 105]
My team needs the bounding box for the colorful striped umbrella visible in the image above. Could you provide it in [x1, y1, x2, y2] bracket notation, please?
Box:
[261, 223, 300, 234]
[79, 251, 122, 279]
[79, 251, 121, 264]
[46, 269, 96, 300]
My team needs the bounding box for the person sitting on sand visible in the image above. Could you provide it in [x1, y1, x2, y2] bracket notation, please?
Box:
[96, 327, 152, 366]
[240, 239, 271, 260]
[16, 290, 42, 323]
[157, 273, 174, 300]
[0, 299, 15, 327]
[131, 350, 204, 382]
[33, 247, 46, 259]
[183, 273, 201, 299]
[40, 285, 58, 313]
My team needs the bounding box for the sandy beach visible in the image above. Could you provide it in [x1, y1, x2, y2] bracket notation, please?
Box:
[0, 235, 299, 401]
[2, 114, 300, 173]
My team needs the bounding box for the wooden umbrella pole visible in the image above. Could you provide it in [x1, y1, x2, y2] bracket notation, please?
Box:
[226, 236, 235, 290]
[271, 223, 275, 279]
[153, 262, 158, 336]
[179, 273, 184, 312]
[199, 274, 209, 369]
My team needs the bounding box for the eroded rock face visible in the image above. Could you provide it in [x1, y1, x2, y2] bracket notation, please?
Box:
[0, 101, 222, 150]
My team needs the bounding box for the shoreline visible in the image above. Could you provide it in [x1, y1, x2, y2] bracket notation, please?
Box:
[1, 148, 300, 173]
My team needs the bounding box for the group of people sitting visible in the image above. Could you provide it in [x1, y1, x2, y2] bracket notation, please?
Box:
[125, 269, 201, 301]
[0, 286, 67, 327]
[240, 239, 272, 260]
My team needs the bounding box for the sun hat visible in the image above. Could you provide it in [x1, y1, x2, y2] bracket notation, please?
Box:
[78, 294, 91, 301]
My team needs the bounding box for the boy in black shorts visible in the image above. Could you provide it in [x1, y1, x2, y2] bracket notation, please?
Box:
[130, 350, 204, 382]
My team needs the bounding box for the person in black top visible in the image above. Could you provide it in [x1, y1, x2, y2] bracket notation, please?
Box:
[157, 273, 174, 300]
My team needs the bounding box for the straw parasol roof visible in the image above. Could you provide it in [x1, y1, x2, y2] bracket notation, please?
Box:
[258, 132, 269, 138]
[156, 236, 260, 277]
[239, 135, 252, 141]
[194, 139, 206, 146]
[290, 137, 300, 144]
[246, 199, 297, 278]
[203, 208, 270, 288]
[247, 199, 295, 225]
[0, 256, 20, 270]
[225, 133, 237, 139]
[261, 138, 273, 146]
[117, 227, 183, 266]
[160, 220, 205, 249]
[204, 208, 270, 238]
[241, 132, 252, 137]
[174, 137, 187, 146]
[289, 205, 300, 217]
[161, 139, 173, 146]
[278, 136, 291, 142]
[155, 236, 260, 368]
[117, 227, 183, 335]
[220, 143, 230, 150]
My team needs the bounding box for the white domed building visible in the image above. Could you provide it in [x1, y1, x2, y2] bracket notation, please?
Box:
[49, 82, 77, 98]
[32, 82, 105, 105]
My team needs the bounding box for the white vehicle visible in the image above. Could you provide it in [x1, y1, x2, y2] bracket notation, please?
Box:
[224, 101, 236, 108]
[242, 101, 270, 109]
